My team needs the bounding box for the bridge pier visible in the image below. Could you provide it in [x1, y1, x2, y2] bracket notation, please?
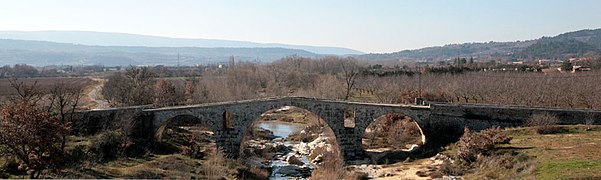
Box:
[337, 128, 366, 161]
[215, 129, 243, 158]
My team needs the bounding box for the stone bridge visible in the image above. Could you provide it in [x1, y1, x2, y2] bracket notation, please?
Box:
[74, 97, 601, 161]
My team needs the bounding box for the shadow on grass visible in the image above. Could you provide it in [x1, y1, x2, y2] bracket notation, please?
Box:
[497, 146, 534, 151]
[56, 167, 114, 179]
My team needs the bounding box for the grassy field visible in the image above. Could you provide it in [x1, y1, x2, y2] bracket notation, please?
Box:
[503, 125, 601, 179]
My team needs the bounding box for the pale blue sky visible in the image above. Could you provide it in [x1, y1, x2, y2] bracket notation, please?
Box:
[1, 0, 601, 53]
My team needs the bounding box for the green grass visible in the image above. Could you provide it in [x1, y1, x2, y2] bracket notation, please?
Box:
[538, 160, 601, 180]
[504, 125, 601, 179]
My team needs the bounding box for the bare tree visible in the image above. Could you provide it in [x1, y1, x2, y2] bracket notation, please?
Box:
[154, 79, 178, 107]
[0, 79, 67, 178]
[339, 57, 360, 100]
[47, 80, 83, 151]
[7, 78, 43, 103]
[102, 66, 156, 106]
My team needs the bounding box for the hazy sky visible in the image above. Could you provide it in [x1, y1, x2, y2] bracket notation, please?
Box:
[1, 0, 601, 53]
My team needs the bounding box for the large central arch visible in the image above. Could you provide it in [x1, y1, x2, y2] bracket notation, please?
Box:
[148, 97, 432, 162]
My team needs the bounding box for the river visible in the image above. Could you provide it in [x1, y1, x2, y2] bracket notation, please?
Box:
[255, 121, 313, 179]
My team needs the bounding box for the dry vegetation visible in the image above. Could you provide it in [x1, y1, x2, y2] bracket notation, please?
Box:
[363, 113, 424, 151]
[98, 56, 601, 112]
[0, 77, 94, 96]
[435, 127, 535, 179]
[426, 125, 601, 179]
[526, 112, 561, 134]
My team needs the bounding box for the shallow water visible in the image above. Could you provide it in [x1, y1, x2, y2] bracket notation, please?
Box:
[257, 121, 305, 139]
[255, 121, 312, 179]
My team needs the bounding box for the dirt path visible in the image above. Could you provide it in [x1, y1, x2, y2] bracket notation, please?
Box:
[86, 77, 110, 109]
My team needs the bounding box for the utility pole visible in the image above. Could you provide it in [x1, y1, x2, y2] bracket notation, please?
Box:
[416, 66, 424, 105]
[177, 53, 181, 77]
[418, 66, 422, 98]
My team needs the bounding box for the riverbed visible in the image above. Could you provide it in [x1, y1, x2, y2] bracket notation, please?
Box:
[255, 121, 313, 179]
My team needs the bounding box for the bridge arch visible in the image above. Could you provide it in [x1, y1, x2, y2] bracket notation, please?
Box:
[147, 97, 433, 162]
[360, 112, 427, 163]
[238, 106, 341, 169]
[367, 111, 427, 144]
[155, 114, 213, 141]
[154, 113, 217, 155]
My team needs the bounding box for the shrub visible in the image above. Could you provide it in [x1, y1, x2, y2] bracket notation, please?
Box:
[585, 112, 596, 130]
[440, 128, 534, 178]
[65, 145, 89, 166]
[387, 118, 423, 149]
[237, 166, 270, 180]
[1, 156, 25, 176]
[201, 148, 228, 179]
[0, 99, 68, 178]
[127, 170, 166, 179]
[456, 127, 510, 163]
[310, 145, 349, 180]
[466, 153, 536, 179]
[90, 130, 128, 162]
[526, 113, 560, 134]
[439, 159, 470, 176]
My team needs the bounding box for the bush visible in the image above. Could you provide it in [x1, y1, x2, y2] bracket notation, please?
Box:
[237, 166, 270, 180]
[585, 112, 596, 130]
[90, 130, 128, 162]
[387, 118, 423, 149]
[466, 153, 536, 179]
[439, 127, 535, 178]
[65, 145, 89, 166]
[126, 170, 166, 179]
[310, 145, 349, 180]
[526, 113, 560, 134]
[0, 98, 68, 178]
[201, 148, 228, 179]
[456, 127, 510, 163]
[1, 156, 25, 176]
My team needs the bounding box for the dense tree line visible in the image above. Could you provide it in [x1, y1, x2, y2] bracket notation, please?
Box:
[101, 56, 601, 110]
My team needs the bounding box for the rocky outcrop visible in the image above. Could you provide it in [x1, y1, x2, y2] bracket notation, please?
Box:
[293, 135, 332, 156]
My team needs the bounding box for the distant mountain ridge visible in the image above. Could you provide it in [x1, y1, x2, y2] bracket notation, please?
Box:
[2, 29, 601, 66]
[0, 39, 318, 66]
[358, 28, 601, 61]
[0, 31, 364, 55]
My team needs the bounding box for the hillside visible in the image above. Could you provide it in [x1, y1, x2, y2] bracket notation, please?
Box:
[358, 28, 601, 62]
[0, 31, 364, 55]
[0, 39, 318, 66]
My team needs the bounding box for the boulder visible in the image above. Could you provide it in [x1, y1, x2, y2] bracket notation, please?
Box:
[287, 155, 304, 166]
[275, 166, 312, 178]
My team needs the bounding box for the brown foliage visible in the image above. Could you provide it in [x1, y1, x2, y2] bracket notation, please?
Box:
[363, 113, 424, 150]
[238, 166, 270, 180]
[102, 66, 155, 106]
[439, 127, 534, 178]
[584, 112, 596, 130]
[310, 145, 348, 180]
[154, 79, 178, 107]
[0, 99, 68, 178]
[201, 148, 229, 180]
[89, 130, 129, 162]
[526, 112, 560, 134]
[456, 127, 510, 163]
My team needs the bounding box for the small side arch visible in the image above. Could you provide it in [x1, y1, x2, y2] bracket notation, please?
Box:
[155, 114, 211, 141]
[361, 112, 427, 162]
